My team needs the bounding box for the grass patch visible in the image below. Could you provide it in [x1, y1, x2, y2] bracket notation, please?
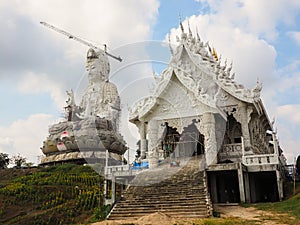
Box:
[240, 183, 300, 224]
[254, 193, 300, 219]
[0, 164, 105, 224]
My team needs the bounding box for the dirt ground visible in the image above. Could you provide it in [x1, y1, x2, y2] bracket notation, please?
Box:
[94, 205, 293, 225]
[214, 204, 290, 225]
[94, 212, 194, 225]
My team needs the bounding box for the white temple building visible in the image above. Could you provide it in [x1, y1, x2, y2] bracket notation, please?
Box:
[127, 26, 286, 204]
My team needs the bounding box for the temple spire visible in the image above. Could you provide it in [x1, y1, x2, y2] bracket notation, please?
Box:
[179, 14, 184, 32]
[168, 33, 174, 56]
[196, 27, 201, 41]
[212, 47, 218, 61]
[188, 19, 192, 35]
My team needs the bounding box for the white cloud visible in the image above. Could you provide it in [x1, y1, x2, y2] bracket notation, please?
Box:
[0, 137, 14, 149]
[277, 105, 300, 124]
[288, 31, 300, 46]
[275, 60, 300, 95]
[0, 114, 56, 165]
[195, 0, 300, 41]
[17, 71, 66, 110]
[1, 0, 159, 60]
[276, 121, 300, 163]
[0, 0, 160, 105]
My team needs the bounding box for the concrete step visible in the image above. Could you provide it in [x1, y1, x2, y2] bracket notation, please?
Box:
[126, 194, 206, 199]
[108, 210, 208, 220]
[127, 196, 207, 202]
[107, 156, 211, 220]
[111, 206, 208, 213]
[109, 208, 209, 215]
[125, 187, 205, 194]
[123, 195, 207, 201]
[116, 201, 208, 208]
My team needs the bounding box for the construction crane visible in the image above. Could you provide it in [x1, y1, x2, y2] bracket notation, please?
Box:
[40, 21, 122, 62]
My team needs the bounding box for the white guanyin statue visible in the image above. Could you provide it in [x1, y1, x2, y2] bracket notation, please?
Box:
[40, 48, 127, 165]
[78, 48, 120, 131]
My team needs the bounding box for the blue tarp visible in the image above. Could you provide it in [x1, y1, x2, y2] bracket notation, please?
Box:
[131, 161, 149, 170]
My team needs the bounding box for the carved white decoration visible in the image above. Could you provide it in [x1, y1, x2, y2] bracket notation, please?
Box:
[66, 89, 75, 106]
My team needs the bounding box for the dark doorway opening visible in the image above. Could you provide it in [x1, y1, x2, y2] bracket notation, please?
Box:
[161, 120, 205, 158]
[182, 121, 205, 156]
[161, 122, 180, 158]
[208, 170, 240, 203]
[249, 171, 279, 202]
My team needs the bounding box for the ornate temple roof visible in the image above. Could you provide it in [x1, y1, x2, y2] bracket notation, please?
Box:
[129, 26, 263, 122]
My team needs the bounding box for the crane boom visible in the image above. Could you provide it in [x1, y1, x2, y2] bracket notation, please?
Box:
[40, 21, 122, 62]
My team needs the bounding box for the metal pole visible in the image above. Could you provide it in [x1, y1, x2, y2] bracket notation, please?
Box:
[294, 157, 296, 196]
[105, 149, 109, 170]
[127, 147, 130, 166]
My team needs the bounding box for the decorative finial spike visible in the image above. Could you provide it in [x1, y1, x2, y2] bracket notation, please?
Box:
[212, 47, 218, 61]
[179, 14, 184, 32]
[230, 72, 235, 80]
[271, 116, 275, 126]
[196, 27, 201, 41]
[206, 42, 212, 54]
[188, 19, 192, 35]
[168, 33, 174, 56]
[254, 77, 262, 92]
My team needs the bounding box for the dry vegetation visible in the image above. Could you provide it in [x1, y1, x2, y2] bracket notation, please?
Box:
[0, 164, 105, 224]
[0, 165, 299, 225]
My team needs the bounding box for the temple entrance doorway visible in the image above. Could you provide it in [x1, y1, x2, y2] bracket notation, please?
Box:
[249, 171, 279, 202]
[161, 123, 180, 158]
[208, 170, 240, 203]
[161, 120, 205, 159]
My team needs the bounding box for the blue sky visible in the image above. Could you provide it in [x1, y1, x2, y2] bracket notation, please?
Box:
[0, 0, 299, 165]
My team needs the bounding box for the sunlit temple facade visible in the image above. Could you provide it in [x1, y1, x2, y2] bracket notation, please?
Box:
[128, 26, 286, 203]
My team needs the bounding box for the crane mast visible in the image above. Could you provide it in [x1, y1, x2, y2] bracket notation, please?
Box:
[40, 21, 122, 62]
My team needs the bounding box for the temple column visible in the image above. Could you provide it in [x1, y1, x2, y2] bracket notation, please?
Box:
[237, 163, 245, 203]
[209, 173, 218, 203]
[234, 105, 253, 155]
[244, 172, 251, 203]
[111, 175, 116, 203]
[276, 170, 284, 200]
[138, 121, 147, 159]
[202, 113, 218, 166]
[148, 120, 159, 168]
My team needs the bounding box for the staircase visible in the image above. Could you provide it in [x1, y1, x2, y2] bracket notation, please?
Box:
[107, 156, 212, 220]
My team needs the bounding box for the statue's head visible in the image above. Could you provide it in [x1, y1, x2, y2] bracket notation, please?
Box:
[86, 48, 110, 83]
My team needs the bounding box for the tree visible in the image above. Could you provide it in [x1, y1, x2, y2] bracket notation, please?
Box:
[12, 154, 26, 168]
[24, 162, 34, 168]
[0, 153, 10, 169]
